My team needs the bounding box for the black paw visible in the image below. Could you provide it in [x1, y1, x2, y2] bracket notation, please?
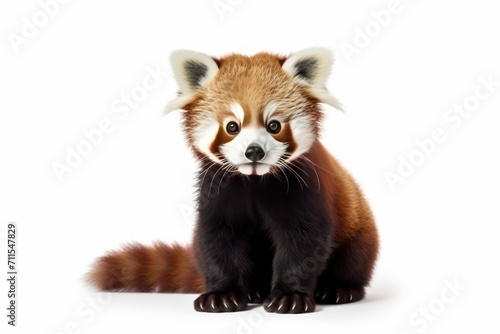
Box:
[314, 285, 365, 304]
[263, 290, 315, 314]
[194, 291, 248, 312]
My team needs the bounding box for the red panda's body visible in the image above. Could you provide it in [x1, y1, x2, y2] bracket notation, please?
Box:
[88, 48, 379, 314]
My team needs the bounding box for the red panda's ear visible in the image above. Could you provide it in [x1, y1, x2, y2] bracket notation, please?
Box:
[165, 50, 219, 113]
[282, 47, 342, 111]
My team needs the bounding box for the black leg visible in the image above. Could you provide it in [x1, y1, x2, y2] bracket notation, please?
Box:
[263, 220, 332, 314]
[194, 221, 254, 312]
[315, 226, 378, 305]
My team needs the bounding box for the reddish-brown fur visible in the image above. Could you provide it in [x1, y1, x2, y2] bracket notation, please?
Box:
[88, 241, 204, 293]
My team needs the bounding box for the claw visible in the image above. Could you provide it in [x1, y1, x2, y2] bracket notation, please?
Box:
[335, 292, 340, 303]
[266, 297, 276, 308]
[211, 299, 215, 310]
[199, 301, 204, 311]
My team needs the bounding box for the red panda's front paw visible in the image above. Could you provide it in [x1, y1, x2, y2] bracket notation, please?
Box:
[264, 290, 316, 314]
[194, 291, 248, 312]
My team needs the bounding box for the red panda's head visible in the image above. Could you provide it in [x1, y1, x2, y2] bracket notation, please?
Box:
[166, 48, 341, 176]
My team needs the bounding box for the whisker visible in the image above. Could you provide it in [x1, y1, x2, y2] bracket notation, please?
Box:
[287, 165, 307, 190]
[199, 161, 218, 187]
[300, 156, 336, 176]
[287, 160, 310, 177]
[277, 159, 306, 191]
[217, 162, 235, 194]
[208, 163, 226, 196]
[274, 162, 290, 193]
[292, 158, 321, 193]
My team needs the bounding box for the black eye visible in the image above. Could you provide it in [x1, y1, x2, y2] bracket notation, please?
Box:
[226, 121, 239, 135]
[267, 120, 281, 134]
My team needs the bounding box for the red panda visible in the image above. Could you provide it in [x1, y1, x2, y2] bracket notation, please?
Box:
[87, 47, 379, 314]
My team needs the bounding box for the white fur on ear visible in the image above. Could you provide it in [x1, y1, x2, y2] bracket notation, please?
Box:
[282, 47, 342, 110]
[165, 50, 219, 113]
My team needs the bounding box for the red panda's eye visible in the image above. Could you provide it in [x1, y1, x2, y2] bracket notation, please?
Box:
[226, 121, 240, 135]
[267, 120, 281, 134]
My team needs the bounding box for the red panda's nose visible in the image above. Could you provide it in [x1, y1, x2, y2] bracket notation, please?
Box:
[245, 144, 265, 162]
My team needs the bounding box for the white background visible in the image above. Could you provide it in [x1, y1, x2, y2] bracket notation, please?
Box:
[1, 0, 500, 333]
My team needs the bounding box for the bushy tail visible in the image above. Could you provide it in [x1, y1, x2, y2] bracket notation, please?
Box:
[86, 242, 205, 293]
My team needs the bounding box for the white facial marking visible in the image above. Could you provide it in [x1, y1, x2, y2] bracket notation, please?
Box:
[229, 102, 245, 123]
[193, 118, 221, 163]
[288, 115, 315, 161]
[255, 164, 271, 175]
[263, 101, 278, 123]
[236, 164, 271, 176]
[238, 164, 254, 175]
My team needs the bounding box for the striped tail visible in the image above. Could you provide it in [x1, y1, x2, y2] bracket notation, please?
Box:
[86, 242, 205, 293]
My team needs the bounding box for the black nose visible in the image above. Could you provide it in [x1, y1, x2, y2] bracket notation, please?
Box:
[245, 144, 265, 162]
